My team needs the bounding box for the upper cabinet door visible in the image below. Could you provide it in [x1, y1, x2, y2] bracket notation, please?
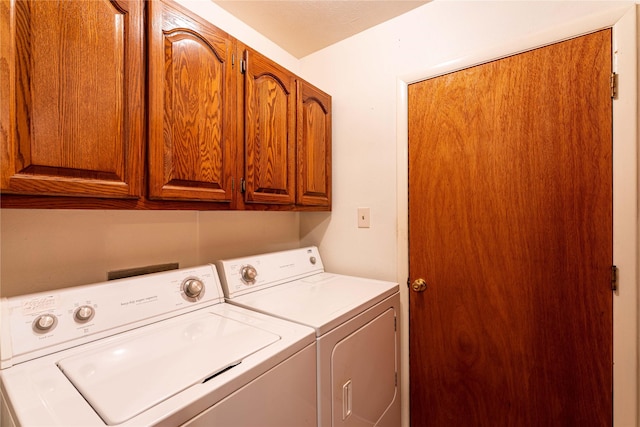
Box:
[242, 47, 296, 205]
[296, 80, 332, 208]
[1, 0, 145, 198]
[148, 0, 236, 203]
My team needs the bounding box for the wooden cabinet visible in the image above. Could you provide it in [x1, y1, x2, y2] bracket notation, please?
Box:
[241, 46, 297, 205]
[1, 0, 330, 210]
[296, 80, 331, 208]
[147, 0, 236, 204]
[0, 0, 145, 198]
[241, 46, 331, 209]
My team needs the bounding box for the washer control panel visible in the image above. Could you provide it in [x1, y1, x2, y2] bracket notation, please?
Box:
[216, 246, 325, 298]
[1, 265, 223, 368]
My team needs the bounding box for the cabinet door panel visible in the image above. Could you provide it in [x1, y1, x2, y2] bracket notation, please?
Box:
[297, 80, 331, 207]
[243, 48, 295, 205]
[1, 0, 144, 198]
[148, 0, 235, 202]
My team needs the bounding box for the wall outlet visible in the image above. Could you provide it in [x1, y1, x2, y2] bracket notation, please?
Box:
[357, 208, 371, 228]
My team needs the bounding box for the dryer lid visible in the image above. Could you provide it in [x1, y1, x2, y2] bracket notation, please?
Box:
[231, 273, 398, 336]
[57, 311, 279, 425]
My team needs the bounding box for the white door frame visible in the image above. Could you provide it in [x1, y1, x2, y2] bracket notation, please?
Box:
[396, 6, 638, 427]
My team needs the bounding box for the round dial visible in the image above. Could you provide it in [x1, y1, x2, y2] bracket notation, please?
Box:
[33, 314, 57, 333]
[240, 265, 258, 284]
[182, 278, 205, 300]
[74, 305, 95, 323]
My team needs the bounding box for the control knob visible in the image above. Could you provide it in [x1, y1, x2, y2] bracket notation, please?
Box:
[240, 265, 257, 284]
[183, 278, 205, 300]
[33, 314, 57, 333]
[74, 305, 95, 323]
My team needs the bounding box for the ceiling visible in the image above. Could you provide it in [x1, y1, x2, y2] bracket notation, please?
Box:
[213, 1, 430, 58]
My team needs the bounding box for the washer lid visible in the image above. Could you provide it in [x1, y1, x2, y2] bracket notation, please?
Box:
[57, 311, 279, 425]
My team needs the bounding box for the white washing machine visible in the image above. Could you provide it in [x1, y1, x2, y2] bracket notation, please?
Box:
[216, 246, 400, 427]
[0, 265, 317, 427]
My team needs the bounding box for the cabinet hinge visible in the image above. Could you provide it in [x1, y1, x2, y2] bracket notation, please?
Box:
[241, 59, 246, 74]
[231, 53, 235, 68]
[611, 265, 618, 291]
[406, 277, 410, 288]
[610, 72, 618, 99]
[395, 372, 398, 387]
[394, 316, 397, 332]
[240, 178, 246, 193]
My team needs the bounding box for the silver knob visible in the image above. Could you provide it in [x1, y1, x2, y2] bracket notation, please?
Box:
[74, 305, 95, 323]
[183, 278, 204, 299]
[33, 314, 57, 333]
[241, 265, 257, 284]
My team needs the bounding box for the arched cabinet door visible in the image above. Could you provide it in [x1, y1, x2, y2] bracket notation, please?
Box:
[242, 46, 296, 205]
[1, 0, 145, 198]
[296, 80, 332, 208]
[147, 0, 236, 203]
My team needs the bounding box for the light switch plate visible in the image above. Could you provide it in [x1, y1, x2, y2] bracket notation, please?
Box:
[357, 208, 370, 228]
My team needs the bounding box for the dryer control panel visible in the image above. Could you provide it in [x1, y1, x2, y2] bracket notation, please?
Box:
[217, 246, 325, 298]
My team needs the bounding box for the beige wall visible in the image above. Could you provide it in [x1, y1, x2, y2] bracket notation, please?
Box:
[0, 210, 300, 297]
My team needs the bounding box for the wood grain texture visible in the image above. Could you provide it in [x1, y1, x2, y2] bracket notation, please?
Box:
[408, 30, 612, 426]
[1, 0, 332, 212]
[1, 0, 144, 198]
[296, 79, 331, 207]
[243, 46, 296, 205]
[147, 0, 235, 203]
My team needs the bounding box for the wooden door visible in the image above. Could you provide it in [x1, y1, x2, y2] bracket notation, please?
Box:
[242, 46, 296, 205]
[296, 80, 332, 208]
[1, 0, 144, 198]
[408, 30, 613, 426]
[147, 0, 236, 203]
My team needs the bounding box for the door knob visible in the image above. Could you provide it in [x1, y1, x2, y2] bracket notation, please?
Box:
[411, 278, 427, 292]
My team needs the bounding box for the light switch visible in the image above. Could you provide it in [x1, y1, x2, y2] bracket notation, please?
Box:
[357, 208, 370, 228]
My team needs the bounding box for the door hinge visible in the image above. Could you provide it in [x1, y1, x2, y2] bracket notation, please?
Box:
[240, 178, 246, 193]
[406, 277, 410, 288]
[232, 53, 235, 68]
[611, 265, 618, 291]
[241, 59, 246, 74]
[394, 316, 397, 332]
[610, 72, 618, 99]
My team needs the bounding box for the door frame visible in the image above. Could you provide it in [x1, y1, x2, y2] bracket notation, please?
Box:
[395, 6, 638, 427]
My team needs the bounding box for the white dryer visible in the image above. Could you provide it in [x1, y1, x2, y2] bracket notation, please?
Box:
[0, 265, 316, 427]
[216, 246, 400, 427]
